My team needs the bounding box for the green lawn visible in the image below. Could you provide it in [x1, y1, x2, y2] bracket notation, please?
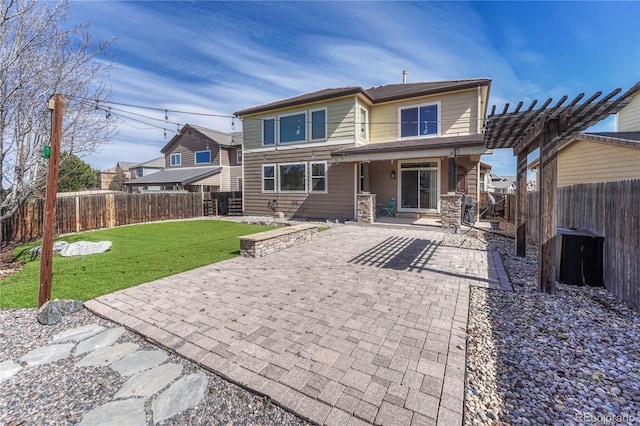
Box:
[0, 220, 276, 309]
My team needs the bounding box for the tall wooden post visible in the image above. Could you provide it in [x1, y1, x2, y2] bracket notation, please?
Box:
[38, 94, 64, 308]
[515, 151, 529, 257]
[537, 118, 559, 294]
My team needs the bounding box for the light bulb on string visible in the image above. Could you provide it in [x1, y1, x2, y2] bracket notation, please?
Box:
[296, 121, 301, 135]
[94, 99, 99, 110]
[106, 108, 111, 119]
[231, 118, 235, 130]
[165, 110, 168, 122]
[164, 128, 167, 139]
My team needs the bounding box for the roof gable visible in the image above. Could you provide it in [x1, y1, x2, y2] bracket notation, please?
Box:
[160, 124, 242, 154]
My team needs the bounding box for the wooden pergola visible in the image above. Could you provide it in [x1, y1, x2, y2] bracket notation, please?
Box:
[483, 81, 640, 294]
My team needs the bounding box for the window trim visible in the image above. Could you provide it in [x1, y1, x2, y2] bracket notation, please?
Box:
[358, 106, 368, 141]
[194, 150, 211, 165]
[262, 164, 276, 193]
[278, 162, 307, 193]
[236, 149, 243, 164]
[310, 161, 328, 193]
[262, 117, 276, 146]
[397, 101, 441, 139]
[278, 111, 307, 144]
[309, 107, 327, 142]
[170, 153, 181, 167]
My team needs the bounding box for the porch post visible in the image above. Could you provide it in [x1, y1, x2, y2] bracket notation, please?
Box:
[357, 193, 376, 224]
[515, 150, 528, 257]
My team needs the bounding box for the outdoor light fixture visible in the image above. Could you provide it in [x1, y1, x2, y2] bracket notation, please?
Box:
[391, 170, 396, 180]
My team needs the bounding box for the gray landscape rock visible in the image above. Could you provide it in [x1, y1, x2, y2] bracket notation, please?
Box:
[110, 350, 169, 376]
[37, 300, 62, 325]
[114, 363, 183, 398]
[75, 343, 139, 368]
[60, 241, 112, 257]
[52, 324, 105, 343]
[79, 398, 146, 426]
[61, 299, 84, 314]
[29, 241, 69, 258]
[19, 343, 74, 367]
[75, 327, 125, 355]
[152, 372, 208, 424]
[0, 360, 23, 383]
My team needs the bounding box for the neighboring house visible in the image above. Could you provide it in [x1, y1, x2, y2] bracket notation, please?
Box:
[234, 78, 492, 221]
[130, 157, 165, 178]
[488, 174, 516, 194]
[478, 161, 492, 191]
[99, 161, 137, 190]
[125, 124, 243, 192]
[529, 90, 640, 187]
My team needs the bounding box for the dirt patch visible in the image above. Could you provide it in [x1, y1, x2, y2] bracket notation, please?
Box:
[0, 244, 24, 279]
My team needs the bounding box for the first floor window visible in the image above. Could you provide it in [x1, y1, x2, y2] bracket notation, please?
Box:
[170, 153, 181, 166]
[400, 103, 439, 137]
[262, 165, 275, 192]
[195, 150, 211, 164]
[279, 163, 306, 192]
[310, 162, 327, 192]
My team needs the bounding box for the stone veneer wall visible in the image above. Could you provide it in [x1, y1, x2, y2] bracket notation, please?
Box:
[357, 193, 376, 224]
[440, 194, 462, 229]
[238, 224, 318, 257]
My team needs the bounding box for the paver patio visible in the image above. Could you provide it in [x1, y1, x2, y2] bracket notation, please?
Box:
[85, 225, 509, 425]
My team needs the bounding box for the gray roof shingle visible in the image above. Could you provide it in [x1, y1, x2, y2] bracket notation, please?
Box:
[124, 166, 221, 186]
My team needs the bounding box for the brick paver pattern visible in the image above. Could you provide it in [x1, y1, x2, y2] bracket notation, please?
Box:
[86, 225, 509, 426]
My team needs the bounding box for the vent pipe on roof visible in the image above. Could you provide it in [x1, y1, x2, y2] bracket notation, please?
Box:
[402, 70, 407, 84]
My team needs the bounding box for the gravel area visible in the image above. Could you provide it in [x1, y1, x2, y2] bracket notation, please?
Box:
[465, 230, 640, 425]
[0, 308, 308, 425]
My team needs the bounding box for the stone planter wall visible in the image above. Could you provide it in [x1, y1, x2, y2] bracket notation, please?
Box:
[238, 224, 318, 257]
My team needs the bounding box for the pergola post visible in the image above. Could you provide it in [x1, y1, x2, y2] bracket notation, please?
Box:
[515, 150, 528, 257]
[537, 118, 559, 294]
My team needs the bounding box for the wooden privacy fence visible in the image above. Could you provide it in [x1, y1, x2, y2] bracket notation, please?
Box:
[510, 179, 640, 310]
[2, 192, 205, 244]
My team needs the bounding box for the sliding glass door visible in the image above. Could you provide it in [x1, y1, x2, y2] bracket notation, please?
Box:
[400, 162, 438, 211]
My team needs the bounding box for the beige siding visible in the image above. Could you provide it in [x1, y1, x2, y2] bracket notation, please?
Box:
[164, 132, 220, 168]
[558, 139, 640, 186]
[219, 148, 230, 167]
[369, 89, 480, 143]
[244, 145, 355, 219]
[618, 92, 640, 131]
[230, 166, 243, 191]
[241, 97, 357, 151]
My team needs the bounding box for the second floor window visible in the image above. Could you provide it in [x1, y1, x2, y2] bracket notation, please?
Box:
[310, 109, 326, 140]
[195, 150, 211, 164]
[400, 103, 439, 138]
[237, 149, 243, 164]
[170, 153, 181, 166]
[280, 113, 306, 144]
[263, 118, 275, 145]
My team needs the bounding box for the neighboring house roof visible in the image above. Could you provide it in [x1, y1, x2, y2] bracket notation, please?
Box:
[116, 161, 137, 171]
[490, 174, 516, 190]
[160, 124, 242, 153]
[124, 166, 221, 186]
[479, 161, 493, 171]
[528, 131, 640, 169]
[234, 78, 491, 116]
[332, 134, 483, 156]
[132, 157, 165, 169]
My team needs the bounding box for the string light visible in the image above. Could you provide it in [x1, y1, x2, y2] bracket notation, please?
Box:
[231, 118, 235, 130]
[165, 110, 168, 122]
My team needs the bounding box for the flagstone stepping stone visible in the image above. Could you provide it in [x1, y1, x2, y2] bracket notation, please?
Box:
[76, 343, 139, 368]
[19, 343, 75, 367]
[110, 350, 169, 376]
[79, 397, 145, 426]
[52, 324, 105, 343]
[114, 363, 183, 398]
[76, 327, 125, 355]
[152, 372, 208, 424]
[0, 360, 23, 383]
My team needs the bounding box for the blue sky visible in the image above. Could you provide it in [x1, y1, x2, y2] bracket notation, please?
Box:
[68, 1, 640, 176]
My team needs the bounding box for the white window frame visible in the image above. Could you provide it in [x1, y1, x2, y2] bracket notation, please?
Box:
[358, 106, 368, 141]
[278, 162, 307, 193]
[278, 111, 307, 144]
[237, 149, 243, 164]
[310, 161, 328, 193]
[309, 107, 327, 142]
[194, 150, 211, 164]
[262, 117, 276, 146]
[262, 164, 276, 193]
[397, 101, 441, 139]
[170, 153, 181, 167]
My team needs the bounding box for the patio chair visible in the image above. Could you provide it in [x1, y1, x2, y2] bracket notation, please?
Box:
[381, 199, 396, 217]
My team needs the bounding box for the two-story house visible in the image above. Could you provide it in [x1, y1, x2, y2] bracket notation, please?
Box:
[234, 78, 491, 223]
[125, 124, 243, 192]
